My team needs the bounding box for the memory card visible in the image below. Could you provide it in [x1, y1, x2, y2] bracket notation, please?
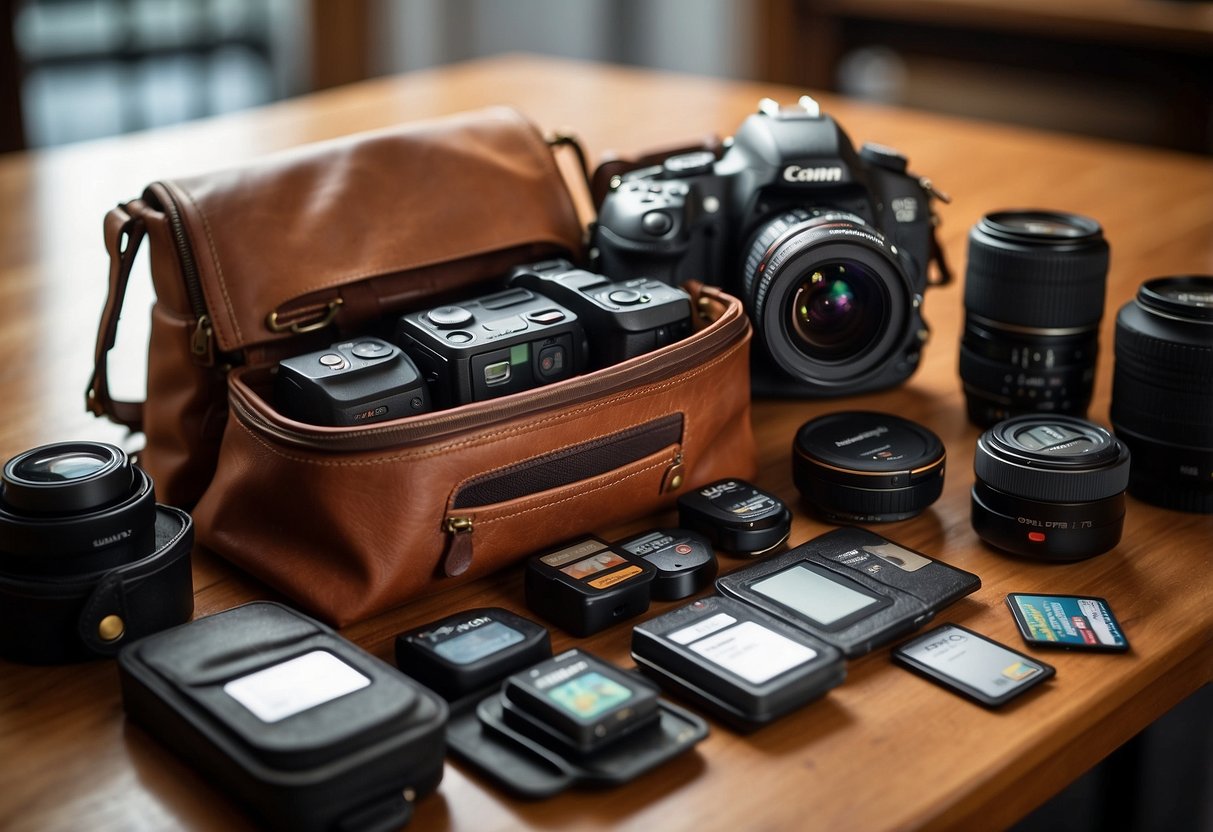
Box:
[1005, 593, 1129, 652]
[892, 623, 1055, 707]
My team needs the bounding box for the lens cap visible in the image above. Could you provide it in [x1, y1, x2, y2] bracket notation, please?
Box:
[793, 411, 945, 522]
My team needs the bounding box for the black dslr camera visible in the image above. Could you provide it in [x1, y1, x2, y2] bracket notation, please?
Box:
[508, 259, 693, 369]
[594, 96, 949, 397]
[394, 287, 588, 408]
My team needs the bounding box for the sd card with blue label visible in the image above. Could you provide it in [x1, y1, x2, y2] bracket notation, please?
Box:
[1006, 593, 1129, 652]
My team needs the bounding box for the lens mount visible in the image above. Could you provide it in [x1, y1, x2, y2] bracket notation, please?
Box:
[745, 211, 910, 387]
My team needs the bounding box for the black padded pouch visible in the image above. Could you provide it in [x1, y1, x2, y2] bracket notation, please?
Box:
[0, 504, 193, 664]
[118, 601, 448, 832]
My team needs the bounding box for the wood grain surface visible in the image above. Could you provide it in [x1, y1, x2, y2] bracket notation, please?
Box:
[0, 55, 1210, 832]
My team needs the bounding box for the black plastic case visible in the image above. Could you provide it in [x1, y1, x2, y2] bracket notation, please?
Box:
[118, 601, 448, 831]
[631, 596, 845, 730]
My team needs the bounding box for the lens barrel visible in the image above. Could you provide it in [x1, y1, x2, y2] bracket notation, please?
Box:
[960, 210, 1109, 426]
[743, 209, 912, 391]
[0, 441, 157, 576]
[1111, 275, 1213, 513]
[971, 415, 1130, 561]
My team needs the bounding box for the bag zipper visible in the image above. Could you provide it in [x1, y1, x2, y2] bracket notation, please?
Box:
[440, 415, 685, 577]
[150, 186, 215, 366]
[228, 294, 748, 454]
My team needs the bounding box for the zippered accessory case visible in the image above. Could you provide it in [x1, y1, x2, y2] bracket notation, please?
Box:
[118, 601, 448, 831]
[87, 106, 756, 625]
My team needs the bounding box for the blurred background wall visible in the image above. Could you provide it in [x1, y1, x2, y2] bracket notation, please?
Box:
[2, 0, 1210, 154]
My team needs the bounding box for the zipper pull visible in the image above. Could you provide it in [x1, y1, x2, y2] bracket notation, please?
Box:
[190, 314, 214, 366]
[661, 451, 686, 494]
[442, 516, 474, 577]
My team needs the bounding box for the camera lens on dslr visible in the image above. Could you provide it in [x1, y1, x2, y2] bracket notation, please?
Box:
[0, 441, 194, 663]
[960, 210, 1110, 427]
[1111, 275, 1213, 513]
[971, 415, 1130, 561]
[743, 210, 911, 391]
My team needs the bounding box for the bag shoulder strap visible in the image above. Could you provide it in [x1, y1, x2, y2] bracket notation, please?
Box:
[86, 201, 146, 432]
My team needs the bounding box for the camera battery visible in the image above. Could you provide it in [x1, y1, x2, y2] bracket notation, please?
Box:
[395, 607, 551, 701]
[616, 527, 717, 600]
[677, 478, 791, 556]
[501, 648, 661, 755]
[524, 536, 656, 636]
[631, 596, 845, 729]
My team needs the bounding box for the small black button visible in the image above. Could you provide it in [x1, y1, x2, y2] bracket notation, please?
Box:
[642, 211, 673, 236]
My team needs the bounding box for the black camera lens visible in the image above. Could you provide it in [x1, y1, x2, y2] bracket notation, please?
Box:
[0, 441, 157, 576]
[0, 440, 195, 664]
[744, 210, 909, 389]
[960, 210, 1110, 427]
[971, 415, 1130, 561]
[1111, 275, 1213, 513]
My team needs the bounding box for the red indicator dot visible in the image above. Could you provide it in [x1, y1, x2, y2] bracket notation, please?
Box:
[1028, 532, 1046, 543]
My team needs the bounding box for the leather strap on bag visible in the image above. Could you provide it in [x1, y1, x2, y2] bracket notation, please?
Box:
[86, 202, 147, 432]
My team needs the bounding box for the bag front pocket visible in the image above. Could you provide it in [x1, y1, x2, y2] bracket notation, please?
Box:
[440, 414, 685, 576]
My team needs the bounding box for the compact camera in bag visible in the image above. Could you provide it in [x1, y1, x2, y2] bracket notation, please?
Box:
[593, 96, 950, 398]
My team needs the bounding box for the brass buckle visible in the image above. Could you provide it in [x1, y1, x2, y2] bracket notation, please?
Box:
[265, 298, 344, 334]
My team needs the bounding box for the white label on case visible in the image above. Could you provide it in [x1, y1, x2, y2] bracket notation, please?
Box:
[669, 612, 737, 645]
[223, 650, 371, 723]
[689, 621, 817, 685]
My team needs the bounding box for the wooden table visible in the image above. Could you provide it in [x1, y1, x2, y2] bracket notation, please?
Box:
[1, 55, 1210, 832]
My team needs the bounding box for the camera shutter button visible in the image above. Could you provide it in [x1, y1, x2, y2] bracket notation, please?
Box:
[859, 142, 908, 174]
[319, 353, 347, 369]
[608, 289, 645, 305]
[351, 340, 392, 359]
[427, 306, 474, 328]
[642, 211, 673, 236]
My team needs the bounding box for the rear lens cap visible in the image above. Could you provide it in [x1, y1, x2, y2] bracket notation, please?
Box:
[793, 411, 945, 522]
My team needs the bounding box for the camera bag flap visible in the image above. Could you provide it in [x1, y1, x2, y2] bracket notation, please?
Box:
[88, 107, 585, 508]
[191, 283, 754, 626]
[118, 601, 448, 832]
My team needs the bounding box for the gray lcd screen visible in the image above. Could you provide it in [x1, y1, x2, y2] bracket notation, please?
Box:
[433, 621, 524, 665]
[750, 564, 882, 626]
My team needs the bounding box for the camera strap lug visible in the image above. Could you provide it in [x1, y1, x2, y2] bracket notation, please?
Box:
[442, 516, 475, 577]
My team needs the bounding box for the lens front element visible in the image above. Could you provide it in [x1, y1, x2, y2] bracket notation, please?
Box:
[789, 261, 886, 362]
